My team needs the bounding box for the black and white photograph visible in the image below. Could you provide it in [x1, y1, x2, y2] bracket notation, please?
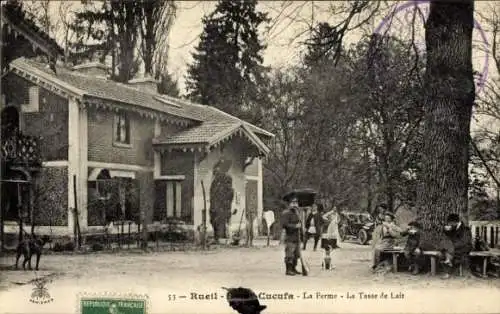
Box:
[0, 0, 499, 313]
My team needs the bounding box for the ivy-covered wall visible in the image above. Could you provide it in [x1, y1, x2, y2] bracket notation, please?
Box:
[33, 167, 68, 226]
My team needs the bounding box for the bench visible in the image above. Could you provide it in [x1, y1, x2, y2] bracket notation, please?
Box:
[470, 249, 500, 277]
[384, 247, 500, 276]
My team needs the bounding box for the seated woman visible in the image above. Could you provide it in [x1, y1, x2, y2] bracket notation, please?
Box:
[371, 211, 403, 271]
[439, 213, 472, 279]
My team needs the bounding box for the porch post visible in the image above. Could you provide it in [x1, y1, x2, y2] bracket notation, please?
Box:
[153, 119, 161, 178]
[78, 104, 88, 230]
[67, 98, 80, 235]
[257, 157, 263, 235]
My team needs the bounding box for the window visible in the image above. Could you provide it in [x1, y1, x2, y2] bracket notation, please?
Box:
[114, 111, 130, 145]
[166, 181, 182, 219]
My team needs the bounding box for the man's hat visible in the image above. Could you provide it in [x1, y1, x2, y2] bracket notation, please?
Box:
[223, 287, 266, 313]
[407, 220, 422, 229]
[377, 204, 388, 211]
[446, 213, 460, 223]
[383, 211, 395, 219]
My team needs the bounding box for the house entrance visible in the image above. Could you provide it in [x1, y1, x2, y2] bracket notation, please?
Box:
[1, 106, 19, 137]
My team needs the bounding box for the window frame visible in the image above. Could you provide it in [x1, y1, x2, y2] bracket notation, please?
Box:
[113, 111, 132, 147]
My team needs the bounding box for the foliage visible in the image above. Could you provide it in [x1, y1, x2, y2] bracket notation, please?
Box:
[261, 25, 425, 215]
[1, 1, 50, 72]
[70, 0, 141, 82]
[347, 34, 425, 212]
[157, 72, 181, 97]
[209, 159, 234, 238]
[69, 0, 176, 83]
[186, 0, 269, 122]
[33, 167, 68, 227]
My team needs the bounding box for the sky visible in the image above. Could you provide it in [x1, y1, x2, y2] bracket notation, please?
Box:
[39, 0, 499, 133]
[38, 1, 497, 95]
[168, 1, 496, 95]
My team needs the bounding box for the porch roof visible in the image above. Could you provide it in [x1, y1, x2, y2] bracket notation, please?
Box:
[152, 122, 271, 156]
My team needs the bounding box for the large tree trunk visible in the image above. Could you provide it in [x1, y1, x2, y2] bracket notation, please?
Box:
[417, 1, 475, 246]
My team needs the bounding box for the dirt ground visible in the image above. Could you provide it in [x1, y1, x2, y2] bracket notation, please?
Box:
[0, 240, 499, 314]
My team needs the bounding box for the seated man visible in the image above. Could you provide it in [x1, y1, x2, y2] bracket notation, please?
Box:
[439, 213, 472, 279]
[400, 221, 424, 275]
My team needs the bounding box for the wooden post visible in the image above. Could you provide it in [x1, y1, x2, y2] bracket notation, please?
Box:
[29, 179, 35, 235]
[155, 228, 159, 249]
[73, 175, 81, 249]
[0, 182, 3, 253]
[128, 221, 131, 249]
[267, 225, 270, 247]
[201, 180, 207, 250]
[137, 222, 141, 246]
[17, 182, 23, 243]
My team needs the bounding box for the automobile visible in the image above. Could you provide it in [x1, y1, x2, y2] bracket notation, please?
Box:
[338, 211, 375, 245]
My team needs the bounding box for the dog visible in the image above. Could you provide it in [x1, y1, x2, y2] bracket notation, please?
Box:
[15, 234, 51, 271]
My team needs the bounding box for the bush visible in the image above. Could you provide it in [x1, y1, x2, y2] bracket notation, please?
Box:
[91, 243, 104, 251]
[52, 238, 75, 252]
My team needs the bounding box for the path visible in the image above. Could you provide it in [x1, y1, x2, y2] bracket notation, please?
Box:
[0, 241, 499, 313]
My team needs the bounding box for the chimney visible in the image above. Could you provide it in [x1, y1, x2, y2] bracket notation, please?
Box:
[127, 76, 159, 94]
[71, 50, 110, 78]
[71, 62, 109, 78]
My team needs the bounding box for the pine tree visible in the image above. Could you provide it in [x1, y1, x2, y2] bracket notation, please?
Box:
[157, 72, 180, 97]
[70, 0, 176, 84]
[70, 0, 141, 82]
[186, 0, 269, 120]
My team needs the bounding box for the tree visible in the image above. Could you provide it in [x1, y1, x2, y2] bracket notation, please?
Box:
[186, 0, 269, 121]
[70, 0, 176, 83]
[209, 159, 234, 241]
[157, 72, 180, 97]
[417, 1, 475, 243]
[137, 0, 176, 78]
[348, 34, 425, 213]
[70, 1, 141, 81]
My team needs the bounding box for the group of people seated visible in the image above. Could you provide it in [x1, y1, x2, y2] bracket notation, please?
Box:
[291, 200, 494, 278]
[371, 204, 482, 279]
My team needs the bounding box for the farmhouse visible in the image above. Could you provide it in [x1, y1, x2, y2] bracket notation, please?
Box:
[1, 56, 272, 242]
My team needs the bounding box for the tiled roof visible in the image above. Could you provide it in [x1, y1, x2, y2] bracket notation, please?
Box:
[9, 58, 273, 151]
[12, 58, 200, 122]
[154, 121, 240, 145]
[151, 94, 274, 138]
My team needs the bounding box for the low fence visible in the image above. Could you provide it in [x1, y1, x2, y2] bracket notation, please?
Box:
[1, 220, 198, 252]
[470, 220, 500, 248]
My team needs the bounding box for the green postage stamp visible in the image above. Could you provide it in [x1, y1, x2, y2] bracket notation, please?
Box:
[78, 292, 149, 314]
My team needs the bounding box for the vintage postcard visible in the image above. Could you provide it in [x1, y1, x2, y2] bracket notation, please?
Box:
[1, 1, 500, 313]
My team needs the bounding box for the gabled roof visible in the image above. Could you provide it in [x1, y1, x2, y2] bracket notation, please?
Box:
[153, 122, 271, 156]
[8, 58, 274, 155]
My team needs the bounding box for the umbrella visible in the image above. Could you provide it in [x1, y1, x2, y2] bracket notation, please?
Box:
[282, 188, 317, 207]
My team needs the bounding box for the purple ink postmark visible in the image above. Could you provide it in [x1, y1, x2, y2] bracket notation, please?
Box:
[375, 0, 490, 95]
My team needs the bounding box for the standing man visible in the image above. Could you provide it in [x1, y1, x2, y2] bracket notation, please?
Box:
[280, 194, 302, 276]
[303, 204, 323, 251]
